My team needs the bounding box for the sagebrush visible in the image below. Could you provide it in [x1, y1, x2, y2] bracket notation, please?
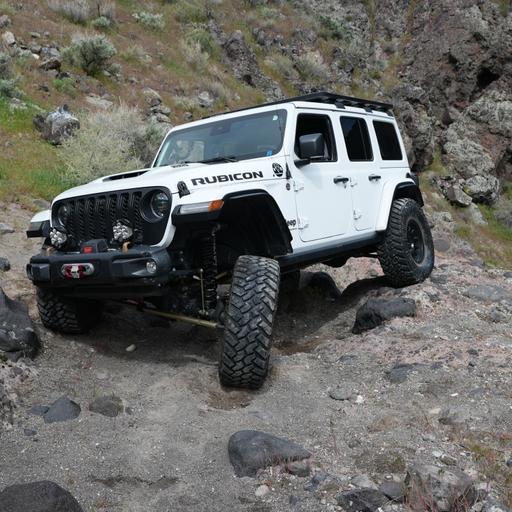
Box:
[47, 0, 115, 23]
[60, 105, 165, 186]
[62, 34, 116, 76]
[132, 11, 165, 31]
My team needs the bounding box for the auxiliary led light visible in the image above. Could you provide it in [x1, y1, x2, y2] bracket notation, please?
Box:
[49, 228, 68, 249]
[112, 220, 133, 243]
[146, 260, 158, 274]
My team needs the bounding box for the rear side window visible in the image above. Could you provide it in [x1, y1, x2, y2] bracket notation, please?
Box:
[373, 121, 403, 160]
[340, 117, 373, 161]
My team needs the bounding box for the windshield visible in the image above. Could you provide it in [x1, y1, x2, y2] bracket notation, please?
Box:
[153, 109, 287, 167]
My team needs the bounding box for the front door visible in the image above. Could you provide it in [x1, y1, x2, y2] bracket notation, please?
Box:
[291, 112, 352, 242]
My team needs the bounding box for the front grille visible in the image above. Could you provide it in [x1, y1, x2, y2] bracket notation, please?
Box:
[53, 188, 169, 246]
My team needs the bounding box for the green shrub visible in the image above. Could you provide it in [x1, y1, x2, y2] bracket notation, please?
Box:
[0, 78, 19, 98]
[47, 0, 90, 24]
[174, 0, 208, 23]
[186, 28, 217, 56]
[265, 53, 297, 79]
[132, 11, 165, 30]
[319, 15, 352, 42]
[295, 52, 329, 82]
[60, 105, 165, 186]
[53, 77, 77, 97]
[120, 45, 151, 65]
[92, 15, 111, 30]
[181, 40, 208, 72]
[0, 52, 11, 80]
[62, 34, 116, 76]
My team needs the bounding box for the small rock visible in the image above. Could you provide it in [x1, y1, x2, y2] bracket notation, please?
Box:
[506, 458, 512, 468]
[445, 184, 472, 207]
[32, 105, 80, 145]
[440, 454, 457, 466]
[125, 344, 136, 352]
[89, 395, 123, 417]
[2, 31, 15, 46]
[255, 484, 270, 497]
[352, 298, 416, 334]
[405, 464, 477, 512]
[198, 90, 215, 108]
[0, 223, 14, 235]
[329, 387, 353, 401]
[434, 238, 451, 252]
[0, 15, 11, 28]
[39, 57, 61, 71]
[304, 472, 340, 493]
[337, 488, 390, 512]
[0, 481, 83, 511]
[32, 198, 50, 210]
[0, 257, 10, 271]
[385, 363, 420, 384]
[30, 31, 41, 38]
[438, 407, 467, 426]
[85, 94, 113, 110]
[379, 481, 405, 503]
[464, 285, 511, 303]
[43, 396, 81, 423]
[351, 474, 378, 489]
[24, 427, 37, 436]
[142, 87, 162, 107]
[286, 460, 311, 477]
[228, 430, 311, 477]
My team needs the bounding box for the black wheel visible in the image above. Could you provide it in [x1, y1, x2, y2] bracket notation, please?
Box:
[219, 255, 280, 389]
[36, 288, 103, 334]
[378, 198, 434, 287]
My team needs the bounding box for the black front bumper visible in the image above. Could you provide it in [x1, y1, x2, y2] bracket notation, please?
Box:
[27, 245, 172, 298]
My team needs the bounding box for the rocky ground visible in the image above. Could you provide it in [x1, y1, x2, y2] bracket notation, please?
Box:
[0, 202, 511, 512]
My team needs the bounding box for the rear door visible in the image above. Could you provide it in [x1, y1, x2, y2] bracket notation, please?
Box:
[339, 115, 381, 231]
[291, 112, 353, 242]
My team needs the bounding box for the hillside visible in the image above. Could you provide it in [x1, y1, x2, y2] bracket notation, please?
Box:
[1, 1, 512, 511]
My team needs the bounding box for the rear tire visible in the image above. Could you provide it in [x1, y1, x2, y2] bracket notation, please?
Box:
[36, 288, 103, 334]
[378, 198, 434, 287]
[219, 255, 280, 389]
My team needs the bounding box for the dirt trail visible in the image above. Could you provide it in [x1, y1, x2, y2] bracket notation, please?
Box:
[0, 203, 511, 512]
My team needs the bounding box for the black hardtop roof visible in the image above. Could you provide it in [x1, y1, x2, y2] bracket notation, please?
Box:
[203, 91, 394, 119]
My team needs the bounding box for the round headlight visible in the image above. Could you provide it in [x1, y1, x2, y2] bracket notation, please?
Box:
[57, 204, 69, 227]
[150, 192, 170, 219]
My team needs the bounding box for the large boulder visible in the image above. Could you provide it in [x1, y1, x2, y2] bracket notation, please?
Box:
[33, 105, 80, 145]
[0, 481, 83, 512]
[352, 297, 416, 334]
[43, 396, 81, 424]
[0, 288, 40, 360]
[228, 430, 311, 477]
[336, 488, 390, 512]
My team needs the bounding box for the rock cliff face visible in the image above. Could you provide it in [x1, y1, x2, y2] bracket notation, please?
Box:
[239, 0, 511, 206]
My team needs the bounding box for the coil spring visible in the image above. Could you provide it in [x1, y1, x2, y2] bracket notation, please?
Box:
[201, 233, 218, 315]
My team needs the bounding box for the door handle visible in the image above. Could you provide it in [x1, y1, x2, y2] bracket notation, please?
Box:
[369, 174, 381, 181]
[334, 176, 349, 184]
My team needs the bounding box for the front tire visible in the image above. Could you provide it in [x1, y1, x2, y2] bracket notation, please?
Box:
[36, 288, 103, 334]
[219, 255, 280, 389]
[378, 198, 434, 287]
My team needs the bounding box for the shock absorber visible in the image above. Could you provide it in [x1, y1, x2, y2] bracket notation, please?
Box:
[200, 229, 218, 317]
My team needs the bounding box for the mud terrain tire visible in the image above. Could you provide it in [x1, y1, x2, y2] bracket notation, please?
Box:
[36, 288, 103, 334]
[378, 198, 434, 287]
[219, 255, 280, 389]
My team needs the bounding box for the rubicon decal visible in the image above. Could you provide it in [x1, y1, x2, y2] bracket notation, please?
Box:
[191, 171, 263, 186]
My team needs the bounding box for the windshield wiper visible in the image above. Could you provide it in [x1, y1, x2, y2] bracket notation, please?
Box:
[198, 156, 238, 164]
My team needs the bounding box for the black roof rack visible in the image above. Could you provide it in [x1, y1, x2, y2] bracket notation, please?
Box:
[203, 91, 394, 119]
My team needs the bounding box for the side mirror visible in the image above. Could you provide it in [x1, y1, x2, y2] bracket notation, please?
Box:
[298, 133, 325, 160]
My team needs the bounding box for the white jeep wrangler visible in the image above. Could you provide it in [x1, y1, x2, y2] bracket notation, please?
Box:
[26, 92, 434, 389]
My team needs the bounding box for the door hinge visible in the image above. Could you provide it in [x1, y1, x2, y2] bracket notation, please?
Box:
[353, 209, 362, 220]
[293, 181, 304, 192]
[350, 178, 357, 187]
[298, 217, 309, 229]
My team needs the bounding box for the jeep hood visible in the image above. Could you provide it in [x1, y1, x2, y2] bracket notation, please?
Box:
[52, 159, 277, 204]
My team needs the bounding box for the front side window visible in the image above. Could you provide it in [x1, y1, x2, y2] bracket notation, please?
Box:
[295, 113, 337, 162]
[340, 116, 373, 162]
[373, 120, 403, 160]
[154, 109, 287, 167]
